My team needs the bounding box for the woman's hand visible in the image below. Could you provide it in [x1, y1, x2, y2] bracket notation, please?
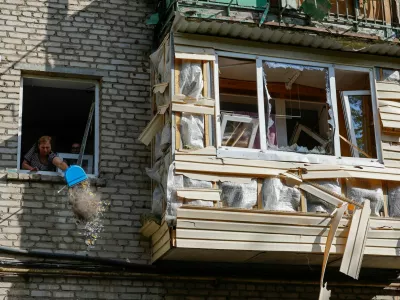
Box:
[30, 167, 38, 172]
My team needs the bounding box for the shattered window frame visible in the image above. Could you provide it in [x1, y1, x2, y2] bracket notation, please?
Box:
[214, 51, 383, 166]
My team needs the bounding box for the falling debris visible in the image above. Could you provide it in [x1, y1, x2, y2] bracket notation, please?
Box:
[68, 181, 109, 246]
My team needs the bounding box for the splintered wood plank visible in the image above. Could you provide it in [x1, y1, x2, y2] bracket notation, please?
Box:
[383, 159, 400, 168]
[172, 103, 215, 115]
[340, 200, 371, 279]
[319, 204, 347, 299]
[376, 82, 400, 93]
[176, 189, 221, 201]
[175, 171, 252, 184]
[152, 239, 171, 263]
[299, 183, 343, 207]
[138, 114, 163, 146]
[140, 221, 160, 238]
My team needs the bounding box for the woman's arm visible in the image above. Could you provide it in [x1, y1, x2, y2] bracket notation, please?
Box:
[52, 156, 69, 171]
[22, 159, 38, 171]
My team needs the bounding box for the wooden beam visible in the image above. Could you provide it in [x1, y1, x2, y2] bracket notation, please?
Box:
[177, 189, 221, 201]
[172, 103, 215, 115]
[138, 114, 163, 146]
[299, 183, 343, 208]
[257, 179, 263, 209]
[340, 200, 371, 280]
[382, 182, 389, 217]
[376, 82, 400, 93]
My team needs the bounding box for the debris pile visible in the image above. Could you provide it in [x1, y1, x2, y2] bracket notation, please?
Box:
[68, 181, 109, 246]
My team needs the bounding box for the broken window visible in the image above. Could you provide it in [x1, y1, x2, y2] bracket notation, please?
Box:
[335, 69, 377, 159]
[218, 57, 261, 149]
[263, 62, 332, 155]
[19, 76, 98, 175]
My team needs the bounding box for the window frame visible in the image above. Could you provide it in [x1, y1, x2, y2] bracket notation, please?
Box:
[17, 75, 100, 177]
[214, 51, 383, 167]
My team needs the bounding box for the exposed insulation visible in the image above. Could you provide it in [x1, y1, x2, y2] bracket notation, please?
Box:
[306, 180, 339, 213]
[262, 177, 300, 212]
[180, 61, 203, 100]
[388, 182, 400, 217]
[180, 113, 204, 149]
[152, 186, 163, 217]
[346, 178, 383, 217]
[221, 180, 257, 208]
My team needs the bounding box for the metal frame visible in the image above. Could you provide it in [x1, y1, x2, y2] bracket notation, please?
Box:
[17, 75, 100, 177]
[220, 113, 259, 148]
[340, 90, 372, 158]
[214, 51, 384, 166]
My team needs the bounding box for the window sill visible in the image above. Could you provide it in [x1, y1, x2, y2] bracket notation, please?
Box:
[6, 170, 106, 187]
[217, 147, 384, 168]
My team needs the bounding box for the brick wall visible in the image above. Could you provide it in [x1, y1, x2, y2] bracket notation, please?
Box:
[0, 0, 154, 263]
[0, 276, 395, 299]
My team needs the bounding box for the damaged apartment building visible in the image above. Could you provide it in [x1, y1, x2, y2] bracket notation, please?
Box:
[140, 0, 400, 298]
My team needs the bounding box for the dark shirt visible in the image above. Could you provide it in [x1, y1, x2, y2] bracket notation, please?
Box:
[24, 145, 57, 171]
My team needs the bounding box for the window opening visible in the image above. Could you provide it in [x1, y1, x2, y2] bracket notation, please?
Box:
[335, 69, 377, 159]
[218, 57, 260, 149]
[263, 62, 332, 155]
[20, 77, 97, 175]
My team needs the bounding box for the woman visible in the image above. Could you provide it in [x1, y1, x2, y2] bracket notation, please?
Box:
[22, 136, 69, 172]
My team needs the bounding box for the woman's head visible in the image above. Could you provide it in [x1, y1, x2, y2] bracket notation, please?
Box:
[38, 136, 52, 156]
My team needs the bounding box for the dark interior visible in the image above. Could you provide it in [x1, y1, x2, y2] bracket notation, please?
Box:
[21, 85, 94, 168]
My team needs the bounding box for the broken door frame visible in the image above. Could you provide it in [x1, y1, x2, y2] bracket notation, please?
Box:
[17, 75, 100, 177]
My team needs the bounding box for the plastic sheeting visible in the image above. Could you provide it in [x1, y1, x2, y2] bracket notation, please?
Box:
[160, 123, 171, 152]
[180, 62, 203, 100]
[145, 159, 164, 184]
[165, 165, 213, 224]
[346, 179, 383, 217]
[154, 132, 163, 161]
[388, 183, 400, 217]
[221, 180, 257, 209]
[306, 180, 339, 213]
[152, 186, 163, 217]
[181, 113, 204, 149]
[262, 177, 300, 212]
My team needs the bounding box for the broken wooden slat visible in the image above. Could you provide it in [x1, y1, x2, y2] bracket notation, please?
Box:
[319, 204, 347, 300]
[152, 221, 169, 247]
[138, 114, 164, 146]
[257, 179, 263, 209]
[299, 183, 343, 207]
[382, 143, 400, 152]
[175, 147, 217, 156]
[383, 150, 400, 160]
[172, 103, 215, 115]
[176, 52, 216, 61]
[340, 200, 371, 280]
[153, 82, 169, 94]
[175, 45, 215, 56]
[177, 189, 221, 201]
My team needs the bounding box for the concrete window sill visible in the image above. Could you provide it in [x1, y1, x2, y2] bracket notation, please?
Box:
[5, 170, 106, 187]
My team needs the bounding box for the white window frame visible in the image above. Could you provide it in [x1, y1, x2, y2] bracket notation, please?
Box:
[214, 51, 383, 167]
[17, 75, 100, 177]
